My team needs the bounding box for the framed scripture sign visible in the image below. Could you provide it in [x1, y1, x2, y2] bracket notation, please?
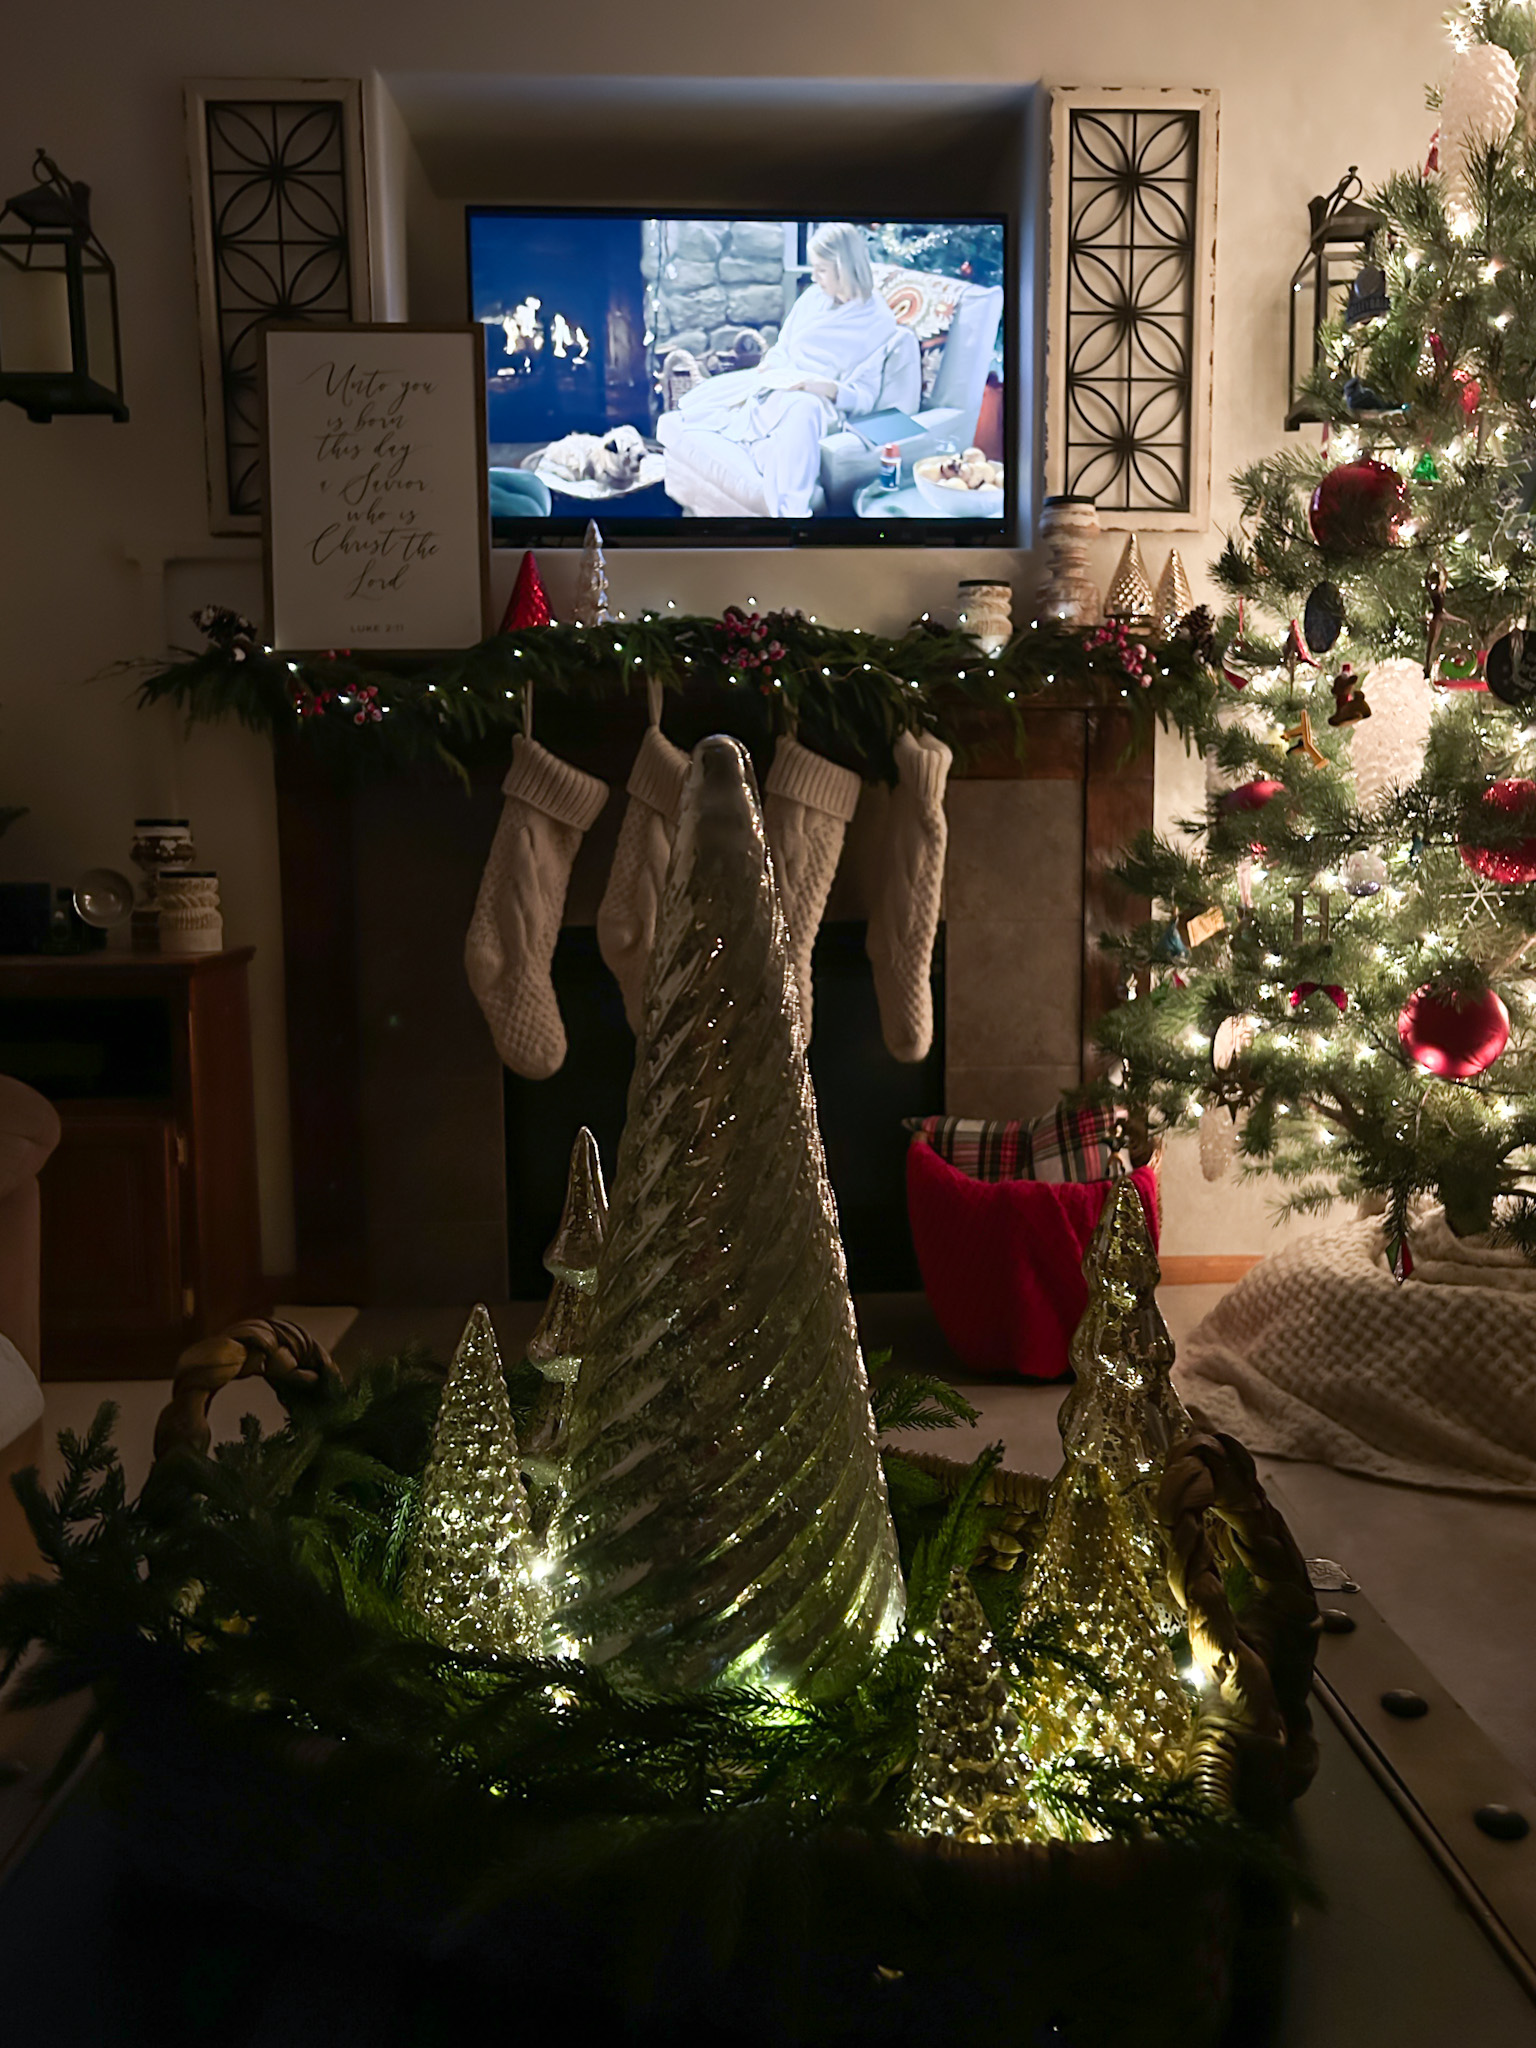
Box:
[262, 324, 490, 653]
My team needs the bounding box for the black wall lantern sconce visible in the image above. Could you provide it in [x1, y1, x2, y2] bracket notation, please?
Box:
[1286, 166, 1385, 431]
[0, 149, 127, 423]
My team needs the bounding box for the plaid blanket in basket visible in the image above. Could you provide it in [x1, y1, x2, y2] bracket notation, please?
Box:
[903, 1103, 1126, 1184]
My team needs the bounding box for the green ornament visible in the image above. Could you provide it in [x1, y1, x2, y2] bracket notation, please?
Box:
[544, 735, 905, 1698]
[400, 1305, 548, 1656]
[1412, 451, 1440, 484]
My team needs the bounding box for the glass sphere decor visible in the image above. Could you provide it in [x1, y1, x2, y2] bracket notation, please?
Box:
[1308, 459, 1411, 554]
[1460, 780, 1536, 886]
[1397, 985, 1510, 1079]
[1486, 630, 1536, 707]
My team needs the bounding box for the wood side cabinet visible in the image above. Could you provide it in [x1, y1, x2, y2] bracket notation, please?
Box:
[0, 949, 263, 1377]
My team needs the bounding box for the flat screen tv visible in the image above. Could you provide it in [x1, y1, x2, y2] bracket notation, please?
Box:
[466, 209, 1011, 545]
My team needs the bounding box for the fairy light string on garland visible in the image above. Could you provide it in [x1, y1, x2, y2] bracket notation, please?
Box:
[136, 601, 1217, 785]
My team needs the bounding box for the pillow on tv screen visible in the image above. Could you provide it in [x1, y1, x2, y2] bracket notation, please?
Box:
[902, 1103, 1125, 1185]
[906, 1141, 1160, 1381]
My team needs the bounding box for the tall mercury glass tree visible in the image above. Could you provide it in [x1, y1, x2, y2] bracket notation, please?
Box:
[1099, 1, 1536, 1271]
[543, 735, 905, 1698]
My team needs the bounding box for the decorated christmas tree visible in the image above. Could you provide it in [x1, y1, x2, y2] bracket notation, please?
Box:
[1101, 1, 1536, 1269]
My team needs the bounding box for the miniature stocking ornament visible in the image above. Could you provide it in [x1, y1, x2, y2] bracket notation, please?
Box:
[763, 734, 862, 1042]
[466, 733, 607, 1079]
[866, 727, 951, 1062]
[596, 690, 690, 1031]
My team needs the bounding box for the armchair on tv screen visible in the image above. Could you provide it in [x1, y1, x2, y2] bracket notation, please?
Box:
[467, 210, 1010, 545]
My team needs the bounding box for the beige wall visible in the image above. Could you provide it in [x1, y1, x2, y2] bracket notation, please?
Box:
[0, 2, 1447, 1271]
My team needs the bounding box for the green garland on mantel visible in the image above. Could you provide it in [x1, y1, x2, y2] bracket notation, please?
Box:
[133, 605, 1218, 784]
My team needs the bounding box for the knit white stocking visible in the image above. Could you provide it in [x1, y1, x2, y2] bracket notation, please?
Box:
[762, 734, 862, 1043]
[866, 728, 952, 1063]
[596, 721, 691, 1030]
[465, 736, 608, 1079]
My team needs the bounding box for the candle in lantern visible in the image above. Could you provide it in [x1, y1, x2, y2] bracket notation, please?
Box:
[0, 264, 72, 374]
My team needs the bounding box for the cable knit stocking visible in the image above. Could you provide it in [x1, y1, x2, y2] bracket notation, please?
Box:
[866, 728, 952, 1063]
[465, 736, 608, 1079]
[763, 734, 862, 1043]
[596, 721, 691, 1030]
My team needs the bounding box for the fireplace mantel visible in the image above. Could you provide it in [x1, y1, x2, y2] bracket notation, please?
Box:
[273, 696, 1150, 1304]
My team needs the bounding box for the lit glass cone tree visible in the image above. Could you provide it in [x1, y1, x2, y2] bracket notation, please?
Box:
[520, 1126, 608, 1498]
[1052, 1179, 1192, 1606]
[1098, 1, 1536, 1265]
[1015, 1184, 1195, 1801]
[543, 734, 905, 1696]
[906, 1568, 1032, 1845]
[400, 1304, 547, 1655]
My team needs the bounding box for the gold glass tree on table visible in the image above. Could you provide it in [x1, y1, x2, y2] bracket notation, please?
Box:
[400, 1304, 548, 1657]
[1014, 1182, 1196, 1809]
[543, 735, 905, 1699]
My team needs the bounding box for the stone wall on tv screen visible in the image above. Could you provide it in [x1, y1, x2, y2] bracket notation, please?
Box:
[641, 218, 794, 385]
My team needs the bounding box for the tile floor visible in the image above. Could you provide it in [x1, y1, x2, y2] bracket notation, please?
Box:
[32, 1286, 1536, 1788]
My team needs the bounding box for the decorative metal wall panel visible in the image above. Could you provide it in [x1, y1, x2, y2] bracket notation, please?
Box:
[1047, 90, 1217, 532]
[187, 81, 372, 534]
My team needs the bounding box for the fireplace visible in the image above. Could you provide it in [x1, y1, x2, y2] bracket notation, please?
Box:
[503, 920, 943, 1298]
[273, 694, 1148, 1308]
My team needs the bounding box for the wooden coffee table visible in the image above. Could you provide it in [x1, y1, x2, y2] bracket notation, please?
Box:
[2, 1638, 1532, 2044]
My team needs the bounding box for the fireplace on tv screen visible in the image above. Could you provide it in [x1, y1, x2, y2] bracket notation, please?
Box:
[467, 210, 1010, 543]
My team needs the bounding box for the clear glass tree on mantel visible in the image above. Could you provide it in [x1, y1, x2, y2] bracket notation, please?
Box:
[1097, 1, 1536, 1273]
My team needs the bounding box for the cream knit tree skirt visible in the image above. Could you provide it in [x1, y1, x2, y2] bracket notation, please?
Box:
[1174, 1209, 1536, 1497]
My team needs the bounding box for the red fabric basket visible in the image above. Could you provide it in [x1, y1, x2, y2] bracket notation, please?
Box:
[906, 1140, 1160, 1380]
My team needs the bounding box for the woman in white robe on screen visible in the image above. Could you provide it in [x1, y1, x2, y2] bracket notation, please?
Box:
[674, 222, 898, 516]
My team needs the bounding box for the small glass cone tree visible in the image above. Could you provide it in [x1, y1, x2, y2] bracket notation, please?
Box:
[543, 734, 905, 1698]
[573, 519, 610, 627]
[399, 1304, 548, 1655]
[1014, 1185, 1195, 1805]
[906, 1569, 1032, 1845]
[1099, 1, 1536, 1268]
[521, 1125, 608, 1498]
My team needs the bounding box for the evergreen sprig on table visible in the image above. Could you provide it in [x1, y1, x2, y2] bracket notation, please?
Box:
[0, 1348, 1267, 1890]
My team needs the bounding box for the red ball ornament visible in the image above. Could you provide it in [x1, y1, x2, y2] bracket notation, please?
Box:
[1308, 459, 1411, 554]
[1398, 984, 1510, 1079]
[1459, 778, 1536, 883]
[1219, 777, 1286, 813]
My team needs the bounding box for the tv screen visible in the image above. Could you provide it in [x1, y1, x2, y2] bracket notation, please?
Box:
[466, 210, 1010, 545]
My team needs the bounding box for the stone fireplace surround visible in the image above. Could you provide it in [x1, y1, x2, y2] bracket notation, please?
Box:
[275, 695, 1150, 1308]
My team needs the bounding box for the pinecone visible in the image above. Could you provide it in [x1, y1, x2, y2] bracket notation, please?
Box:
[1178, 606, 1217, 663]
